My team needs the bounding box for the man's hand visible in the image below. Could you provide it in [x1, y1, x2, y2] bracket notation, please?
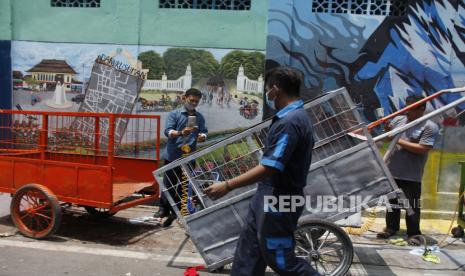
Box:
[197, 134, 206, 142]
[384, 122, 392, 132]
[182, 127, 194, 137]
[204, 182, 229, 200]
[383, 121, 394, 141]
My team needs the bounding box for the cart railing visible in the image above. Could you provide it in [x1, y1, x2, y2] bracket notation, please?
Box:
[367, 87, 465, 132]
[0, 110, 161, 166]
[350, 87, 465, 162]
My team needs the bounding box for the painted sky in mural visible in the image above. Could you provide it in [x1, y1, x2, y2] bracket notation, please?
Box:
[11, 41, 265, 135]
[266, 0, 465, 121]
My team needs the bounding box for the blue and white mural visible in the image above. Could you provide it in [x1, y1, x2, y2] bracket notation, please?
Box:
[266, 0, 465, 121]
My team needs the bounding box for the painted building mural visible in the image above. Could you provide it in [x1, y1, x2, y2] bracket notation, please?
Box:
[266, 0, 465, 122]
[11, 41, 265, 138]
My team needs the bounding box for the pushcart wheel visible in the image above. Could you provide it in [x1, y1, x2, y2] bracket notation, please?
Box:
[10, 184, 61, 239]
[83, 206, 116, 218]
[451, 225, 464, 238]
[210, 266, 225, 273]
[295, 219, 353, 276]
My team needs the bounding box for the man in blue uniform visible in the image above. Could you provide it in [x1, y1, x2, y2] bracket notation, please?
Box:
[154, 88, 208, 227]
[205, 67, 318, 275]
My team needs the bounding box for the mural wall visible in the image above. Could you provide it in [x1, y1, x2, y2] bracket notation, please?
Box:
[11, 41, 265, 138]
[265, 0, 465, 214]
[266, 0, 465, 122]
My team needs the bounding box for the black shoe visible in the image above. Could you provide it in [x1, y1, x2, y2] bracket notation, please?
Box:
[153, 208, 168, 218]
[162, 214, 177, 227]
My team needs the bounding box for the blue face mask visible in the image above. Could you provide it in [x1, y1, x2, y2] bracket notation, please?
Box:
[265, 90, 276, 110]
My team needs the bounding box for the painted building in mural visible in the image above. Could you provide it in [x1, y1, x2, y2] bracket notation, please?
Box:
[265, 0, 465, 214]
[0, 0, 268, 136]
[27, 59, 77, 91]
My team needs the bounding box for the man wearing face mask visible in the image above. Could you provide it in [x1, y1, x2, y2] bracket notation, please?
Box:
[154, 88, 208, 227]
[205, 67, 318, 275]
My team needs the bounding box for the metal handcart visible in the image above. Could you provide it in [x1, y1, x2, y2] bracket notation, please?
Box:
[0, 110, 161, 239]
[154, 86, 465, 275]
[154, 87, 414, 275]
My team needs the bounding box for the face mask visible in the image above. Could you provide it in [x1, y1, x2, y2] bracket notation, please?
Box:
[185, 103, 196, 111]
[265, 90, 276, 110]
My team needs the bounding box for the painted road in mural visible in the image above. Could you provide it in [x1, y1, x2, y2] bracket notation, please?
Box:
[11, 41, 265, 136]
[266, 0, 465, 121]
[13, 86, 260, 137]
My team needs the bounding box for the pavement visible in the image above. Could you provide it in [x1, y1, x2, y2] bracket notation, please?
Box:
[0, 194, 464, 276]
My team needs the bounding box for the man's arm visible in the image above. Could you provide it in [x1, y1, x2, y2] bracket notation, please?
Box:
[397, 121, 439, 154]
[165, 111, 195, 138]
[397, 139, 433, 154]
[204, 165, 276, 200]
[164, 112, 178, 138]
[197, 114, 208, 142]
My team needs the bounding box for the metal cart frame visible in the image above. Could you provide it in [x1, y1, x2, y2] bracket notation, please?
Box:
[0, 109, 161, 238]
[154, 87, 411, 275]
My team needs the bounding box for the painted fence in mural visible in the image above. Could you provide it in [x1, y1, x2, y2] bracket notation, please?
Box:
[236, 64, 264, 94]
[142, 64, 192, 92]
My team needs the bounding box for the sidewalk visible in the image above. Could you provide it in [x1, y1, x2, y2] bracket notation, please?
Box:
[345, 214, 465, 275]
[0, 194, 464, 275]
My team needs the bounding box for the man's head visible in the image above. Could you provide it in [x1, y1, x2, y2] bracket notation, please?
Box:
[405, 94, 426, 121]
[183, 88, 202, 111]
[264, 67, 302, 110]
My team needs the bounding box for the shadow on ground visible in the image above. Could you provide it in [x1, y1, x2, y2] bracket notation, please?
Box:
[0, 207, 165, 247]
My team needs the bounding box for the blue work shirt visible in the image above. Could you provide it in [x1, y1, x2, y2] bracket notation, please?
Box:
[163, 107, 208, 162]
[260, 100, 314, 192]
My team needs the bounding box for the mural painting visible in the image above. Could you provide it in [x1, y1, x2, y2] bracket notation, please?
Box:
[11, 41, 265, 141]
[265, 0, 465, 214]
[266, 0, 465, 122]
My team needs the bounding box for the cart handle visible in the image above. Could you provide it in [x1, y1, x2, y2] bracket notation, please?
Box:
[367, 87, 465, 131]
[373, 88, 465, 142]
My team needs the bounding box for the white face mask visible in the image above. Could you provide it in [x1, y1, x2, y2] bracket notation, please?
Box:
[185, 103, 196, 111]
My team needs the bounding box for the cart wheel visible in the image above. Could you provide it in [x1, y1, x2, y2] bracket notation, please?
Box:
[451, 225, 464, 238]
[10, 184, 61, 239]
[84, 206, 116, 219]
[295, 219, 353, 276]
[210, 266, 225, 273]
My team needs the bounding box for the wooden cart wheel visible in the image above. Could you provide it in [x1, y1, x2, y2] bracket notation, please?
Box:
[10, 184, 61, 239]
[83, 206, 116, 219]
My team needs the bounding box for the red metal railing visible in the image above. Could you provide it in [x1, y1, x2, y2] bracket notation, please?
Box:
[0, 110, 161, 166]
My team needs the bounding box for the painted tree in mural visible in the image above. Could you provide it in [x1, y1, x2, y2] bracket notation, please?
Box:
[163, 48, 219, 82]
[138, 51, 166, 79]
[219, 51, 265, 80]
[23, 76, 40, 90]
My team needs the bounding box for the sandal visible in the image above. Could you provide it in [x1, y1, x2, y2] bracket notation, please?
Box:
[376, 229, 397, 239]
[407, 236, 422, 246]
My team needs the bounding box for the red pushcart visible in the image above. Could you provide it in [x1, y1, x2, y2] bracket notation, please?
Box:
[0, 110, 161, 239]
